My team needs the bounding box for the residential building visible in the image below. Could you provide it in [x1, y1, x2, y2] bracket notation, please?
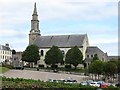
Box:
[0, 43, 12, 63]
[11, 52, 23, 67]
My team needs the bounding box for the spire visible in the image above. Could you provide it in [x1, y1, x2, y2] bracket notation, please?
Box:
[30, 2, 40, 34]
[33, 2, 37, 15]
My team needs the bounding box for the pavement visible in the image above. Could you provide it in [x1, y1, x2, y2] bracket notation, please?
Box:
[3, 69, 88, 83]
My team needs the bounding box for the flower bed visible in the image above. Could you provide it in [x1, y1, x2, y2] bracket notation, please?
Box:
[1, 76, 120, 90]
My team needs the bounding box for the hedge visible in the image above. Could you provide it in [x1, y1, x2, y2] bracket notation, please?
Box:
[38, 64, 44, 68]
[65, 65, 71, 69]
[2, 76, 120, 90]
[2, 64, 14, 69]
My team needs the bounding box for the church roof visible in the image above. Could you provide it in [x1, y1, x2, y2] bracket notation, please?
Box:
[84, 58, 93, 63]
[34, 34, 87, 48]
[86, 46, 104, 54]
[108, 56, 120, 60]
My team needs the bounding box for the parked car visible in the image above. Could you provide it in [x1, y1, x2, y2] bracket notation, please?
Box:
[86, 80, 94, 85]
[89, 82, 100, 87]
[97, 81, 105, 84]
[48, 79, 58, 83]
[15, 66, 24, 70]
[71, 80, 77, 83]
[80, 81, 88, 86]
[57, 79, 66, 83]
[101, 83, 111, 88]
[115, 82, 120, 87]
[64, 79, 77, 84]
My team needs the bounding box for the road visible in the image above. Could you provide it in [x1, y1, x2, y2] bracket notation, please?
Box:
[3, 70, 88, 83]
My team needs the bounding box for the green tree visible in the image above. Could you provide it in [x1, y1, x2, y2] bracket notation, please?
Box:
[65, 46, 83, 69]
[118, 60, 120, 73]
[44, 46, 63, 68]
[92, 54, 99, 63]
[118, 60, 120, 82]
[103, 61, 117, 82]
[88, 63, 94, 79]
[109, 60, 118, 73]
[65, 49, 72, 65]
[22, 45, 40, 67]
[88, 60, 104, 80]
[12, 49, 16, 54]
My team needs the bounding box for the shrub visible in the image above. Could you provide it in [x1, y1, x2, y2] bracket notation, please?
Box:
[38, 64, 44, 68]
[2, 64, 14, 69]
[65, 65, 71, 69]
[51, 65, 58, 69]
[2, 76, 120, 89]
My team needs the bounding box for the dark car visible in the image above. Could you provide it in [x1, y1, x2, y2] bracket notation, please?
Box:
[115, 83, 120, 87]
[15, 66, 24, 70]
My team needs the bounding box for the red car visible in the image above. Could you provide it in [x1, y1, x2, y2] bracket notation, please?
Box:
[100, 83, 111, 88]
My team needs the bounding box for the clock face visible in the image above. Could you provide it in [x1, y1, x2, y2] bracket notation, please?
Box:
[32, 37, 35, 40]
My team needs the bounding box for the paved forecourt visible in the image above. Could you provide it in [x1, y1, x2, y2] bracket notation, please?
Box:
[3, 70, 88, 83]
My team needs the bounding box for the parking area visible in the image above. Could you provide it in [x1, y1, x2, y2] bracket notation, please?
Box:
[3, 70, 88, 83]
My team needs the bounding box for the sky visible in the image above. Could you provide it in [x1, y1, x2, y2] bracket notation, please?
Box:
[0, 0, 118, 56]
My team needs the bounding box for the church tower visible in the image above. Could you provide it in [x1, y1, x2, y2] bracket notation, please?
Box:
[29, 2, 40, 45]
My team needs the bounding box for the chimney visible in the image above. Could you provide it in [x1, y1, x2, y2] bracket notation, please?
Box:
[5, 43, 9, 47]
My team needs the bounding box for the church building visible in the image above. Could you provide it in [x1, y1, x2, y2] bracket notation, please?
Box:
[29, 3, 108, 67]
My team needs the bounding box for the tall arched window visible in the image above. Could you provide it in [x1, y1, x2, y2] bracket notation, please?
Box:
[41, 50, 44, 56]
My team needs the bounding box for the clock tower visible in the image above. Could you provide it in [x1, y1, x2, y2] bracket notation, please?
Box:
[29, 2, 40, 45]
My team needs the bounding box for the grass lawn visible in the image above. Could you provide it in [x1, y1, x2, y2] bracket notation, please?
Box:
[0, 67, 10, 73]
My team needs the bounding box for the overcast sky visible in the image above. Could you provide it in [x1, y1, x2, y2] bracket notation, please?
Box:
[0, 0, 118, 56]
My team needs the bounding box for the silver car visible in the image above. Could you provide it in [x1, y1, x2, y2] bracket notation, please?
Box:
[80, 81, 88, 86]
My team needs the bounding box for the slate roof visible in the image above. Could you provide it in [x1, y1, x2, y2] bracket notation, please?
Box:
[34, 34, 87, 48]
[84, 58, 93, 63]
[108, 56, 120, 60]
[86, 46, 104, 54]
[0, 45, 10, 50]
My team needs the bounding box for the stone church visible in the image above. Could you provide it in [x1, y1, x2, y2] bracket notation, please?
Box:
[29, 3, 108, 67]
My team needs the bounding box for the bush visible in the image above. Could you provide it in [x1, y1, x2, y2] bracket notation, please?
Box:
[38, 64, 44, 68]
[2, 64, 14, 69]
[51, 65, 58, 69]
[2, 76, 120, 89]
[65, 65, 71, 69]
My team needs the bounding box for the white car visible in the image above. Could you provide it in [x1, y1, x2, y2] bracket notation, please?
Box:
[97, 81, 105, 84]
[89, 82, 100, 87]
[48, 79, 58, 83]
[86, 80, 94, 85]
[80, 81, 88, 86]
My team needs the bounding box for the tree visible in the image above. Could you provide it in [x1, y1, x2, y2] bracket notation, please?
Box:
[88, 60, 104, 80]
[118, 60, 120, 73]
[44, 46, 63, 69]
[65, 46, 83, 69]
[12, 49, 16, 54]
[65, 49, 72, 65]
[103, 61, 117, 82]
[22, 45, 40, 67]
[92, 54, 99, 63]
[118, 60, 120, 82]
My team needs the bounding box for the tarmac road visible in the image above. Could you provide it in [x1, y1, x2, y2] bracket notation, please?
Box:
[3, 70, 88, 83]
